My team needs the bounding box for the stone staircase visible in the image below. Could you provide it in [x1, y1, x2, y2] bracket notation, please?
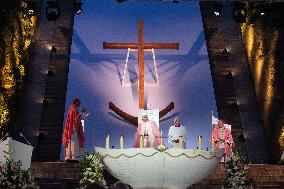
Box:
[32, 162, 80, 189]
[199, 1, 270, 163]
[31, 162, 284, 189]
[35, 0, 75, 162]
[12, 0, 75, 162]
[199, 1, 248, 161]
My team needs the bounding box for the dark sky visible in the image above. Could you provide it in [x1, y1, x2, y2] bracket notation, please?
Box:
[62, 0, 217, 156]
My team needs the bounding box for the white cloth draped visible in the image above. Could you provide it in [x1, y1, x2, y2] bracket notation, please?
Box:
[65, 132, 83, 160]
[140, 121, 155, 147]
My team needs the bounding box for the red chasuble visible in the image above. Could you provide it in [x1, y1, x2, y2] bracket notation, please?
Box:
[62, 104, 85, 149]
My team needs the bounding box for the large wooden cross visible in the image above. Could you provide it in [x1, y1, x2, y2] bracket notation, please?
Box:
[103, 19, 179, 109]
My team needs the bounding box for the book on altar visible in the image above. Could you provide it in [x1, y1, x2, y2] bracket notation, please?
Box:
[0, 137, 33, 170]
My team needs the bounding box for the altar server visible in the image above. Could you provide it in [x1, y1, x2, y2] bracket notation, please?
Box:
[168, 117, 187, 148]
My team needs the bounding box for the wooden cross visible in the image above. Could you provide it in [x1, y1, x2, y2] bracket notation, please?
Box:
[103, 19, 179, 109]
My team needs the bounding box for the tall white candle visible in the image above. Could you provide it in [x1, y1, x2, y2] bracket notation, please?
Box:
[106, 134, 110, 149]
[198, 136, 202, 150]
[179, 136, 183, 148]
[139, 135, 143, 148]
[212, 138, 215, 150]
[120, 135, 124, 149]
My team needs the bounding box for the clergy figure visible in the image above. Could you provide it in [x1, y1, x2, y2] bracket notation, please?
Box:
[133, 114, 161, 148]
[62, 98, 85, 161]
[168, 117, 187, 148]
[210, 119, 234, 157]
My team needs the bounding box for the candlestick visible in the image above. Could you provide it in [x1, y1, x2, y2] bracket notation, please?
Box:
[106, 134, 110, 149]
[139, 135, 143, 148]
[198, 136, 202, 150]
[120, 135, 124, 149]
[212, 138, 215, 150]
[179, 136, 183, 148]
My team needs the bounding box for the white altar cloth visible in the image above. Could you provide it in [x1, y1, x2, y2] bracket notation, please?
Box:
[95, 147, 223, 189]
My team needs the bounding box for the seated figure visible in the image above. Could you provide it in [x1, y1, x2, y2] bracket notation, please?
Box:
[210, 119, 234, 158]
[133, 114, 161, 148]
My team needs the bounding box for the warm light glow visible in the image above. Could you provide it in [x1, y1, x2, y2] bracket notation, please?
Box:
[246, 26, 254, 60]
[263, 31, 277, 125]
[278, 127, 284, 149]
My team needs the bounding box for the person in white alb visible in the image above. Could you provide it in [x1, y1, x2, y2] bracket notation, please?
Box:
[168, 117, 187, 148]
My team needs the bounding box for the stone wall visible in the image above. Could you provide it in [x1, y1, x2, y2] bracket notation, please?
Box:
[242, 3, 284, 162]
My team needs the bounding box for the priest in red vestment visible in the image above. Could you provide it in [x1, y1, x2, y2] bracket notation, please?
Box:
[62, 98, 85, 161]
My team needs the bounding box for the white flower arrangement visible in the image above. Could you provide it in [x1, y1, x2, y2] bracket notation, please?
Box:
[224, 149, 253, 189]
[80, 152, 106, 188]
[0, 158, 34, 189]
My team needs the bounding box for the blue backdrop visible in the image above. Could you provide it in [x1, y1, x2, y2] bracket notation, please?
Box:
[62, 0, 217, 157]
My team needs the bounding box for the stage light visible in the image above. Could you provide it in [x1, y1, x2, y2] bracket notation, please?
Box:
[46, 0, 60, 21]
[213, 3, 222, 16]
[42, 99, 48, 105]
[234, 9, 246, 23]
[51, 46, 57, 53]
[222, 48, 228, 55]
[226, 71, 232, 79]
[214, 11, 220, 16]
[37, 131, 45, 140]
[232, 101, 238, 108]
[26, 0, 37, 16]
[74, 0, 83, 15]
[47, 70, 53, 76]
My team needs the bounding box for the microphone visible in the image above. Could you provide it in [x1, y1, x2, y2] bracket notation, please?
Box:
[20, 133, 32, 146]
[0, 133, 8, 142]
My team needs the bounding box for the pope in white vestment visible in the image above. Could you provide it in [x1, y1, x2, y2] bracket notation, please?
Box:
[133, 115, 161, 148]
[168, 117, 187, 148]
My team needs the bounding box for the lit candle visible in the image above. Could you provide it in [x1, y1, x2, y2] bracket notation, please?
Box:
[106, 134, 110, 149]
[179, 136, 183, 148]
[212, 138, 215, 150]
[198, 136, 202, 150]
[120, 135, 124, 149]
[139, 135, 143, 148]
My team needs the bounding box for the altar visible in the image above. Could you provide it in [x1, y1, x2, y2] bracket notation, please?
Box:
[95, 147, 223, 189]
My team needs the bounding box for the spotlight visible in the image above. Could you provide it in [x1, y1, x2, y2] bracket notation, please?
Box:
[26, 0, 37, 16]
[214, 11, 220, 16]
[260, 12, 265, 16]
[51, 46, 57, 53]
[226, 71, 232, 79]
[47, 70, 53, 76]
[74, 0, 83, 15]
[42, 99, 48, 105]
[46, 0, 60, 21]
[37, 131, 45, 140]
[213, 3, 222, 16]
[222, 48, 228, 55]
[232, 101, 238, 108]
[234, 9, 246, 23]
